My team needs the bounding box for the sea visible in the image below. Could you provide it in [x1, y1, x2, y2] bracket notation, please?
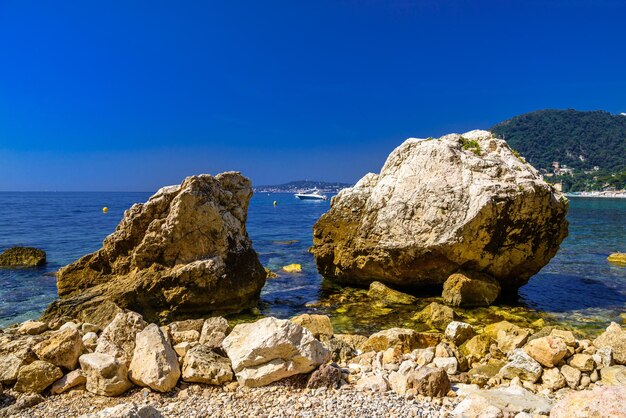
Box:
[0, 192, 625, 335]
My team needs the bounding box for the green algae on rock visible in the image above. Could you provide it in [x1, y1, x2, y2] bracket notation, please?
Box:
[0, 247, 46, 267]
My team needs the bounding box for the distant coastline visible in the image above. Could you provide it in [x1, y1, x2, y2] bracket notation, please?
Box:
[254, 180, 352, 194]
[566, 190, 626, 198]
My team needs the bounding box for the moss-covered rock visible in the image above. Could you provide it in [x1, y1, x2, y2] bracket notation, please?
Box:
[0, 247, 46, 267]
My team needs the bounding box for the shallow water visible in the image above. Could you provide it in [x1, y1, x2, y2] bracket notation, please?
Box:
[0, 192, 624, 335]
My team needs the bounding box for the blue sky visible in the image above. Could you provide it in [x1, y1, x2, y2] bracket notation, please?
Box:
[1, 0, 625, 191]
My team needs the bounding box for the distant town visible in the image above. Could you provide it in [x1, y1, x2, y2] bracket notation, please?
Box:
[254, 180, 353, 193]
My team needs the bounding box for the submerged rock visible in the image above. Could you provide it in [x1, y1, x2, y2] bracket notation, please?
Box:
[442, 272, 500, 307]
[0, 247, 46, 267]
[607, 252, 626, 266]
[367, 281, 417, 305]
[311, 130, 568, 293]
[43, 172, 266, 325]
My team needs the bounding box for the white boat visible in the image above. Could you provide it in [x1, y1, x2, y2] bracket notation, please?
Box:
[294, 188, 328, 200]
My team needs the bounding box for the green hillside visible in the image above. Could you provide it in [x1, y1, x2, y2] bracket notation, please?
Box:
[491, 109, 626, 191]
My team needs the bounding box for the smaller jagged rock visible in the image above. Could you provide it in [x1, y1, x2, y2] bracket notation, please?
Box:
[362, 328, 428, 353]
[541, 367, 566, 391]
[83, 332, 99, 350]
[483, 321, 530, 354]
[33, 328, 83, 370]
[0, 353, 25, 384]
[96, 311, 147, 367]
[199, 317, 229, 348]
[568, 353, 595, 372]
[593, 322, 626, 365]
[467, 361, 504, 387]
[14, 360, 63, 393]
[0, 394, 44, 417]
[413, 302, 457, 330]
[409, 367, 450, 397]
[290, 314, 333, 338]
[0, 247, 46, 267]
[128, 324, 180, 392]
[600, 365, 626, 385]
[355, 374, 389, 392]
[307, 364, 342, 389]
[181, 345, 233, 385]
[445, 321, 475, 346]
[442, 272, 500, 307]
[51, 369, 87, 394]
[460, 334, 493, 365]
[433, 357, 458, 374]
[79, 352, 133, 396]
[523, 336, 568, 367]
[560, 364, 581, 388]
[549, 329, 576, 346]
[500, 349, 543, 383]
[367, 281, 417, 305]
[18, 320, 49, 335]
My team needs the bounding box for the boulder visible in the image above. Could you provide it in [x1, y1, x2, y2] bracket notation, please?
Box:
[14, 360, 63, 393]
[282, 263, 302, 273]
[222, 317, 329, 387]
[593, 322, 626, 364]
[483, 321, 530, 354]
[0, 247, 46, 267]
[550, 385, 626, 418]
[128, 324, 180, 392]
[467, 361, 504, 387]
[306, 364, 342, 389]
[181, 345, 233, 385]
[523, 336, 568, 367]
[18, 320, 49, 335]
[408, 367, 450, 397]
[0, 353, 26, 384]
[445, 321, 475, 346]
[79, 353, 132, 396]
[500, 349, 543, 383]
[289, 314, 333, 339]
[96, 311, 147, 366]
[199, 317, 229, 348]
[311, 130, 568, 293]
[460, 334, 493, 365]
[413, 302, 457, 330]
[42, 173, 266, 325]
[442, 272, 501, 307]
[361, 328, 436, 353]
[51, 369, 87, 394]
[33, 328, 83, 370]
[549, 329, 576, 346]
[367, 281, 417, 305]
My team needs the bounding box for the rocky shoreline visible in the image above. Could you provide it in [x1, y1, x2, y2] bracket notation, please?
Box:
[1, 309, 625, 417]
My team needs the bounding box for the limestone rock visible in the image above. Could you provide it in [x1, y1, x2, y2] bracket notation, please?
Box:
[600, 365, 626, 385]
[33, 328, 83, 370]
[199, 317, 229, 348]
[455, 384, 552, 416]
[311, 130, 568, 292]
[560, 364, 581, 388]
[433, 357, 459, 374]
[79, 402, 163, 418]
[128, 324, 180, 392]
[549, 329, 576, 346]
[523, 336, 567, 367]
[568, 353, 595, 372]
[460, 334, 493, 365]
[442, 272, 501, 307]
[14, 360, 63, 393]
[0, 353, 26, 384]
[607, 252, 626, 266]
[0, 247, 46, 267]
[452, 395, 504, 418]
[541, 367, 566, 391]
[43, 173, 266, 325]
[355, 374, 389, 392]
[409, 367, 450, 397]
[500, 349, 543, 383]
[413, 302, 457, 330]
[181, 345, 233, 385]
[467, 361, 504, 387]
[367, 281, 417, 305]
[222, 317, 329, 387]
[51, 369, 87, 394]
[83, 332, 99, 350]
[593, 322, 626, 365]
[96, 311, 147, 366]
[290, 314, 333, 339]
[550, 385, 626, 418]
[484, 321, 530, 354]
[306, 364, 342, 389]
[361, 328, 436, 353]
[79, 353, 133, 396]
[18, 320, 49, 335]
[445, 321, 475, 346]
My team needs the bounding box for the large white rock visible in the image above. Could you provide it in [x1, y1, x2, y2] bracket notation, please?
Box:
[96, 311, 147, 366]
[312, 130, 568, 292]
[222, 317, 330, 387]
[128, 324, 180, 392]
[593, 322, 626, 365]
[79, 352, 133, 396]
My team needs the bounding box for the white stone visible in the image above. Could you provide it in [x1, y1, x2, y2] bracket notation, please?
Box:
[128, 324, 180, 392]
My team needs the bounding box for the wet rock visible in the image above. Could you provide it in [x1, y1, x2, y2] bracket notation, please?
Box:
[306, 364, 342, 389]
[445, 321, 475, 346]
[593, 322, 626, 364]
[290, 314, 333, 339]
[0, 247, 46, 267]
[467, 361, 504, 387]
[96, 311, 147, 366]
[222, 317, 329, 387]
[199, 317, 229, 348]
[361, 328, 436, 353]
[18, 320, 49, 335]
[311, 130, 568, 292]
[560, 364, 581, 388]
[409, 367, 450, 397]
[607, 252, 626, 266]
[128, 324, 180, 392]
[14, 360, 63, 393]
[181, 345, 233, 385]
[367, 281, 417, 305]
[282, 263, 302, 273]
[442, 272, 501, 307]
[550, 385, 626, 418]
[460, 334, 493, 365]
[523, 336, 567, 367]
[413, 302, 457, 330]
[51, 369, 87, 394]
[500, 349, 543, 383]
[33, 328, 83, 370]
[79, 352, 133, 396]
[43, 173, 266, 325]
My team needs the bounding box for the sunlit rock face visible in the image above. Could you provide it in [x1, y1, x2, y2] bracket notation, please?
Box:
[312, 130, 568, 292]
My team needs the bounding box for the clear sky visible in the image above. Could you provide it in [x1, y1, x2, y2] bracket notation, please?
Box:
[1, 0, 625, 191]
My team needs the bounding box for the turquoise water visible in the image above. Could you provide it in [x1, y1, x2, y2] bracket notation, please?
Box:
[0, 192, 625, 333]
